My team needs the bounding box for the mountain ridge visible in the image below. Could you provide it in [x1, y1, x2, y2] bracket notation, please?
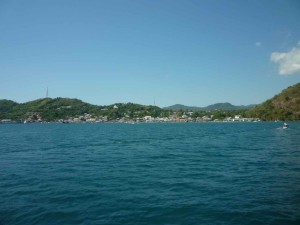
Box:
[164, 102, 256, 111]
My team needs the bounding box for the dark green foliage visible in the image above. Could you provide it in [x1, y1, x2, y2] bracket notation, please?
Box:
[0, 100, 19, 120]
[0, 100, 18, 113]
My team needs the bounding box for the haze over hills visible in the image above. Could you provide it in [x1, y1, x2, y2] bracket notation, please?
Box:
[164, 103, 256, 111]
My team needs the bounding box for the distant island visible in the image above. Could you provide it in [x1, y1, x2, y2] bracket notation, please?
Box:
[0, 83, 299, 123]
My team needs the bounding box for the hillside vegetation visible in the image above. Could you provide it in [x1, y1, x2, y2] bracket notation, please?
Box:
[0, 98, 165, 121]
[246, 83, 300, 121]
[1, 83, 300, 121]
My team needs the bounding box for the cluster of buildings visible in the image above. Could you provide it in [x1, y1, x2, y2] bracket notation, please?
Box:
[58, 113, 260, 123]
[222, 115, 261, 122]
[195, 115, 260, 122]
[0, 111, 260, 124]
[59, 113, 108, 123]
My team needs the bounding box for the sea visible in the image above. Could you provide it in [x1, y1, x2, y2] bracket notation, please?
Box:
[0, 122, 300, 225]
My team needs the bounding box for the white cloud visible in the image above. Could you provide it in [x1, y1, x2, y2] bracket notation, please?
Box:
[270, 41, 300, 75]
[255, 42, 261, 47]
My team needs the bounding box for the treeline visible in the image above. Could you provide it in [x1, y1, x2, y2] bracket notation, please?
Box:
[1, 82, 299, 121]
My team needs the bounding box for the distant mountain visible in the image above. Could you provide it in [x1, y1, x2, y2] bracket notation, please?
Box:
[203, 103, 256, 111]
[246, 83, 300, 121]
[163, 104, 200, 111]
[164, 102, 256, 111]
[0, 97, 100, 120]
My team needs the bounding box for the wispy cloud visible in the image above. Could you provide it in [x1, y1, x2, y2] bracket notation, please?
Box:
[255, 42, 261, 47]
[270, 41, 300, 75]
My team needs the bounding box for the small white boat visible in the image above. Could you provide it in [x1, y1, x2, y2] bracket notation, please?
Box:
[283, 123, 289, 129]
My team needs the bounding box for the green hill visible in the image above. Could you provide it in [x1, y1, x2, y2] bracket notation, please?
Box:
[0, 100, 18, 113]
[0, 98, 166, 121]
[0, 98, 100, 120]
[246, 83, 300, 121]
[0, 100, 19, 119]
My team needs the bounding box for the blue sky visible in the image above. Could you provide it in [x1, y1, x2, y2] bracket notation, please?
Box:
[0, 0, 300, 107]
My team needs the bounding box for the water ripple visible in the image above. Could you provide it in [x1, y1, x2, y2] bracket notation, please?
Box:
[0, 123, 300, 225]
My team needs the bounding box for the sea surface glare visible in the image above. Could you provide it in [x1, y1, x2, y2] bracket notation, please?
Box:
[0, 123, 300, 225]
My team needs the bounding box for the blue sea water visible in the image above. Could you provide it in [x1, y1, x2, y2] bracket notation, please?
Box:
[0, 122, 300, 225]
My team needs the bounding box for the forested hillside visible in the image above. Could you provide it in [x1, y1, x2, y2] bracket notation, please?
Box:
[0, 98, 166, 121]
[246, 83, 300, 121]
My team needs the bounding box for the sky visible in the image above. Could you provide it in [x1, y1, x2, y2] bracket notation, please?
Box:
[0, 0, 300, 107]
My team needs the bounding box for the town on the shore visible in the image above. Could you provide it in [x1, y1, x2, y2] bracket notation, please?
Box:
[0, 114, 261, 124]
[1, 104, 260, 124]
